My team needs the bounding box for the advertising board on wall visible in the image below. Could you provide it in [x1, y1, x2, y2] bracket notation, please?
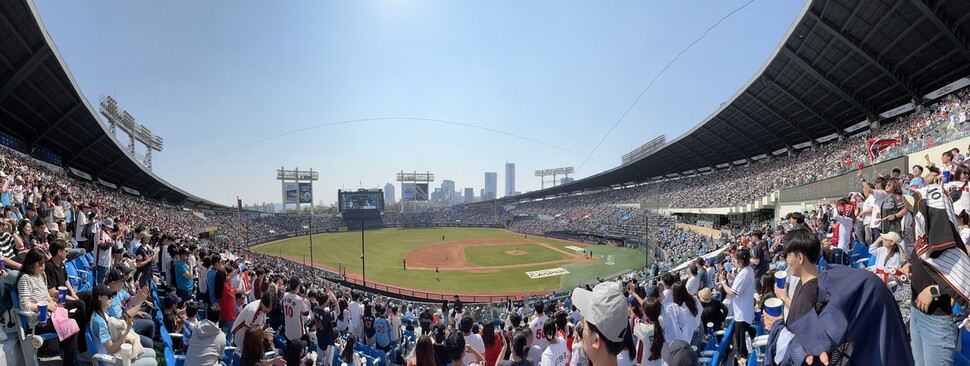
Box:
[779, 156, 908, 202]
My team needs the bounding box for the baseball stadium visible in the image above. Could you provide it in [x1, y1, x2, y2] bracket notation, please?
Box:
[2, 0, 970, 366]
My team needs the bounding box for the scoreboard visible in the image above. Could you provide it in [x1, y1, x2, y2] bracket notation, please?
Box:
[338, 190, 384, 212]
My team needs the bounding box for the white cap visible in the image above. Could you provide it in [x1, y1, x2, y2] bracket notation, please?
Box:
[570, 281, 628, 342]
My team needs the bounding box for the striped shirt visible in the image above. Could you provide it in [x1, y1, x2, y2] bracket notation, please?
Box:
[17, 274, 50, 328]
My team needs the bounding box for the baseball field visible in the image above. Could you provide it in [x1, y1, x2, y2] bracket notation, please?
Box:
[250, 227, 646, 297]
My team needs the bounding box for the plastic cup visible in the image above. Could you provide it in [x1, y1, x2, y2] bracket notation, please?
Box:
[706, 322, 714, 335]
[36, 304, 48, 324]
[764, 298, 784, 317]
[58, 286, 67, 303]
[774, 271, 788, 289]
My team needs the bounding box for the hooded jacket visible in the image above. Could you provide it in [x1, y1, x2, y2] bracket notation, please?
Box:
[184, 319, 226, 366]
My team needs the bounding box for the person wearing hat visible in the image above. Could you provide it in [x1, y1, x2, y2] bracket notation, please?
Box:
[571, 281, 632, 366]
[162, 292, 185, 334]
[94, 217, 117, 284]
[105, 268, 156, 347]
[869, 232, 904, 272]
[661, 340, 697, 366]
[698, 287, 727, 334]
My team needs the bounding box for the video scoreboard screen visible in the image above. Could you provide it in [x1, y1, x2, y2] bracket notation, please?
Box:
[338, 190, 384, 212]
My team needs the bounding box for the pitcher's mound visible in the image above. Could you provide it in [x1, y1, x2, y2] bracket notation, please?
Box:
[506, 250, 527, 256]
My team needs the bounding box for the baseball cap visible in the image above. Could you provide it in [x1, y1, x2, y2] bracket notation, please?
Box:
[880, 232, 902, 244]
[570, 281, 628, 342]
[163, 293, 181, 308]
[93, 284, 117, 298]
[107, 268, 127, 283]
[101, 218, 115, 229]
[662, 340, 699, 365]
[289, 276, 301, 289]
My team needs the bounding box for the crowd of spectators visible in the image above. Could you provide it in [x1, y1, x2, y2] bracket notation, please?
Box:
[381, 205, 506, 226]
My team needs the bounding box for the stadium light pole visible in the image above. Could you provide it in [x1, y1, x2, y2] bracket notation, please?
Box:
[307, 215, 313, 273]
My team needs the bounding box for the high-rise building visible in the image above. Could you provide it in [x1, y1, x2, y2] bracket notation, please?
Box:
[441, 180, 455, 203]
[484, 172, 497, 200]
[505, 162, 515, 197]
[464, 188, 474, 203]
[384, 183, 396, 204]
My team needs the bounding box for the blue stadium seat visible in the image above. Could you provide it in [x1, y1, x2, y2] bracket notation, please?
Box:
[84, 323, 119, 366]
[10, 290, 60, 366]
[708, 319, 735, 366]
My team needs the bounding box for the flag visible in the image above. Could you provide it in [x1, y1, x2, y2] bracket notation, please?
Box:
[866, 138, 899, 162]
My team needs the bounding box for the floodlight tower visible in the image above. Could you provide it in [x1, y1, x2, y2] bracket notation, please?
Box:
[99, 95, 165, 170]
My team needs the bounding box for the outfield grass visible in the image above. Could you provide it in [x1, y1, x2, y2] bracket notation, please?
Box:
[464, 244, 565, 266]
[251, 228, 646, 294]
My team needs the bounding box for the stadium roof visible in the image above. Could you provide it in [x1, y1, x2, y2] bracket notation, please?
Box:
[0, 0, 227, 210]
[514, 0, 970, 201]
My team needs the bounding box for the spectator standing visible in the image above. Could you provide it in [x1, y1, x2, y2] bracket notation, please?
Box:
[462, 316, 486, 365]
[721, 247, 754, 358]
[282, 277, 309, 366]
[185, 304, 227, 366]
[539, 320, 569, 366]
[312, 292, 336, 366]
[374, 304, 393, 352]
[175, 247, 194, 303]
[528, 302, 550, 353]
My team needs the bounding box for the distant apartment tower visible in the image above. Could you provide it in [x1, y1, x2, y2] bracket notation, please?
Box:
[384, 183, 396, 204]
[441, 180, 455, 203]
[464, 188, 474, 203]
[505, 162, 515, 197]
[484, 172, 497, 200]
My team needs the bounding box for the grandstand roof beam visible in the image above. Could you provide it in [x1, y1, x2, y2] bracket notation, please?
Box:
[65, 134, 108, 166]
[95, 156, 128, 180]
[715, 120, 771, 156]
[728, 104, 789, 147]
[687, 135, 736, 161]
[0, 10, 32, 51]
[761, 76, 839, 132]
[121, 170, 144, 187]
[672, 142, 710, 166]
[693, 131, 748, 160]
[909, 0, 970, 64]
[780, 46, 877, 121]
[808, 10, 919, 100]
[0, 46, 51, 104]
[31, 103, 81, 146]
[744, 91, 814, 141]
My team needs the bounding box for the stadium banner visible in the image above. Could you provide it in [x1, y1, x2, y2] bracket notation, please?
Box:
[779, 156, 908, 202]
[414, 183, 429, 201]
[283, 182, 299, 204]
[526, 268, 569, 279]
[402, 183, 415, 201]
[924, 76, 970, 101]
[299, 183, 313, 203]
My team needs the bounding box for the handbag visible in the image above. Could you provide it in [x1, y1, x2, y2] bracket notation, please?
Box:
[51, 307, 79, 341]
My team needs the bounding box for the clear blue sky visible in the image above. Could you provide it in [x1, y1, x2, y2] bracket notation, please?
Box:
[34, 0, 803, 207]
